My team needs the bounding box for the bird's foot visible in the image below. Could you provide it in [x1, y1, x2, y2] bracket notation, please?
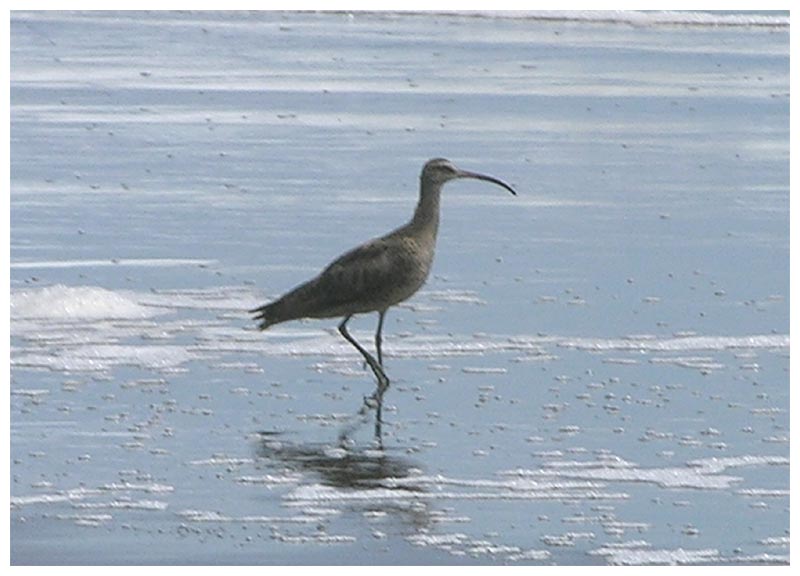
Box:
[337, 429, 357, 449]
[338, 403, 372, 447]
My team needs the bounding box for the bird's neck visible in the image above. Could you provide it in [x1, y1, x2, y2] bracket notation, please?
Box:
[410, 178, 441, 239]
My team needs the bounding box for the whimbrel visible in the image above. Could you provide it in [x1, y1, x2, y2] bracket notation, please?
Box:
[250, 158, 516, 428]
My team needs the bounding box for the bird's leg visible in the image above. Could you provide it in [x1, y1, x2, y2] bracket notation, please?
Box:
[370, 311, 389, 430]
[358, 310, 386, 372]
[375, 310, 386, 367]
[338, 316, 390, 448]
[338, 316, 390, 401]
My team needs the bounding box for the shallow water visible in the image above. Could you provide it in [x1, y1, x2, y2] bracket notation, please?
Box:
[10, 11, 789, 565]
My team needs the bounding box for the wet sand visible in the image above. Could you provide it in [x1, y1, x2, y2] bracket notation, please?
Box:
[10, 11, 789, 565]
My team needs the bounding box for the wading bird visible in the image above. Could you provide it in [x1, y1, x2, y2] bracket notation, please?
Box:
[250, 158, 517, 435]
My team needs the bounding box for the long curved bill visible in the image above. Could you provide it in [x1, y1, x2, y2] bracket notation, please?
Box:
[457, 169, 518, 196]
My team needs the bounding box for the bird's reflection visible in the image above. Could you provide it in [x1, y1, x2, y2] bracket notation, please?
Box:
[256, 432, 419, 490]
[255, 432, 432, 529]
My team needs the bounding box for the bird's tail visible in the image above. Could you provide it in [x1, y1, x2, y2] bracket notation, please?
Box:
[249, 286, 311, 330]
[249, 300, 286, 331]
[250, 277, 325, 330]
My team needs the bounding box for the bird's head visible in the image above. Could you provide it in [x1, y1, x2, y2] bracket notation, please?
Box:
[421, 158, 517, 195]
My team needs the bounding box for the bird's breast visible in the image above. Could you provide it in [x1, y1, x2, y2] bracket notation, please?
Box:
[386, 236, 435, 301]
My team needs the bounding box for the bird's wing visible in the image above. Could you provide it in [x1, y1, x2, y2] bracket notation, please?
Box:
[313, 235, 416, 310]
[249, 233, 422, 327]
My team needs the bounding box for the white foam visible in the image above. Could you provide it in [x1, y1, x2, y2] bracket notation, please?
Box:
[436, 10, 788, 28]
[426, 289, 487, 305]
[72, 500, 168, 511]
[13, 344, 197, 373]
[175, 509, 318, 524]
[236, 473, 304, 486]
[687, 455, 789, 474]
[11, 285, 159, 321]
[406, 530, 551, 562]
[11, 493, 76, 506]
[287, 479, 628, 505]
[558, 334, 789, 352]
[13, 9, 788, 32]
[11, 258, 216, 269]
[508, 454, 788, 491]
[594, 546, 720, 566]
[273, 533, 356, 544]
[10, 285, 789, 379]
[56, 513, 113, 524]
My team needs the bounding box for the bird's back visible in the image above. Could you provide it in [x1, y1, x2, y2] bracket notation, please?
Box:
[251, 224, 435, 330]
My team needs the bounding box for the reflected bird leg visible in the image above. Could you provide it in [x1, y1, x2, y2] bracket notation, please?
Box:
[373, 416, 383, 448]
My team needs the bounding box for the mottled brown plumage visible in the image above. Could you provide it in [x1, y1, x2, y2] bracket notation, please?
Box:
[250, 158, 516, 427]
[250, 228, 434, 329]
